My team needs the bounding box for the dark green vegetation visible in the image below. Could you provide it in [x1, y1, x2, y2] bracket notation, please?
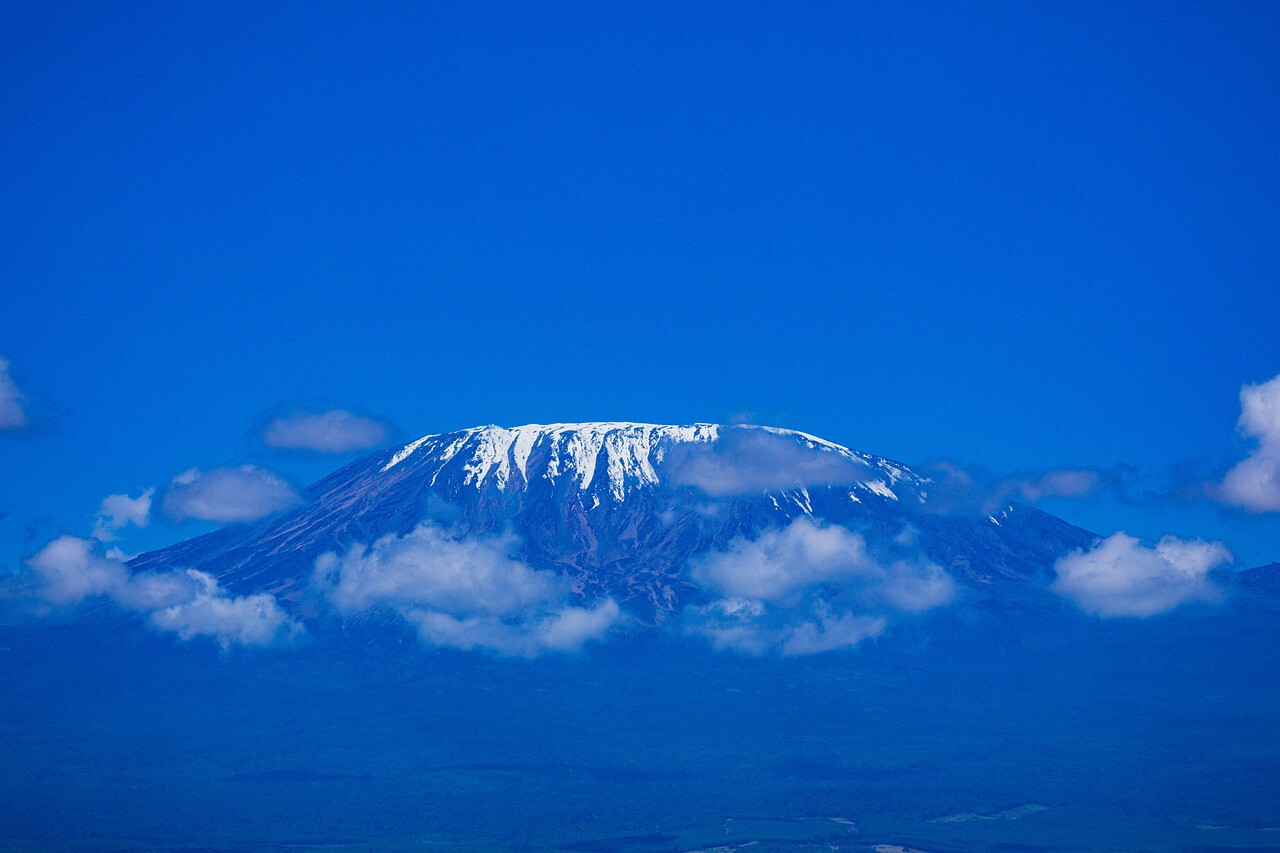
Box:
[1, 587, 1278, 852]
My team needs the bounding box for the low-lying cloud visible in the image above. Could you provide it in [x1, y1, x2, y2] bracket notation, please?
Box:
[147, 571, 298, 646]
[684, 518, 953, 655]
[666, 428, 870, 496]
[407, 600, 622, 656]
[1052, 532, 1231, 617]
[163, 466, 301, 523]
[28, 534, 129, 605]
[314, 523, 622, 656]
[0, 358, 29, 430]
[92, 489, 153, 541]
[263, 409, 389, 453]
[26, 535, 299, 648]
[1219, 373, 1280, 513]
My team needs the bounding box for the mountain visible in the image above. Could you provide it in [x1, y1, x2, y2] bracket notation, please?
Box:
[129, 423, 1098, 619]
[22, 425, 1280, 851]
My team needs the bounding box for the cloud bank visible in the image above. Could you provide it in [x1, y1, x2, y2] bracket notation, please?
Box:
[1220, 373, 1280, 513]
[666, 429, 870, 496]
[164, 466, 301, 523]
[315, 523, 622, 656]
[26, 535, 299, 648]
[684, 518, 953, 655]
[1052, 532, 1230, 617]
[0, 358, 29, 430]
[263, 409, 389, 453]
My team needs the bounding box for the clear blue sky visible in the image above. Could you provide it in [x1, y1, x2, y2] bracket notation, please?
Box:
[1, 2, 1277, 566]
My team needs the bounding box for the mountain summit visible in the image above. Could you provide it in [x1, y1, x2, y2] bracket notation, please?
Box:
[378, 422, 923, 502]
[130, 423, 1096, 618]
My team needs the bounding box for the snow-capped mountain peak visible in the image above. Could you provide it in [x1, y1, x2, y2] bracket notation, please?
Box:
[129, 420, 1099, 616]
[377, 421, 916, 501]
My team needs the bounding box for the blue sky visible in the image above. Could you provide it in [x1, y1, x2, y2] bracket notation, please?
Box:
[1, 2, 1277, 567]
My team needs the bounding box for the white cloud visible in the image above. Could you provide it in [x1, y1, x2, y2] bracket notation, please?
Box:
[147, 571, 297, 648]
[163, 466, 300, 523]
[26, 535, 128, 605]
[112, 566, 203, 610]
[691, 518, 953, 610]
[1220, 374, 1280, 513]
[320, 526, 559, 615]
[666, 429, 869, 496]
[92, 489, 153, 541]
[1051, 532, 1230, 617]
[693, 519, 862, 600]
[315, 523, 622, 656]
[684, 519, 953, 655]
[0, 358, 29, 430]
[263, 409, 389, 453]
[25, 536, 299, 647]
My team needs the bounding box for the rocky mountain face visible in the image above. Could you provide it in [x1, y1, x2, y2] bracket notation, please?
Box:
[129, 423, 1100, 618]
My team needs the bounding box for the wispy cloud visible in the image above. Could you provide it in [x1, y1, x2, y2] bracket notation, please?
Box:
[1051, 532, 1230, 617]
[406, 600, 622, 656]
[0, 358, 29, 430]
[1016, 468, 1103, 501]
[163, 466, 301, 523]
[775, 609, 888, 656]
[666, 429, 869, 496]
[684, 594, 889, 657]
[916, 460, 1127, 516]
[314, 522, 622, 656]
[263, 409, 389, 453]
[1219, 373, 1280, 513]
[683, 518, 953, 656]
[26, 535, 299, 648]
[92, 489, 153, 541]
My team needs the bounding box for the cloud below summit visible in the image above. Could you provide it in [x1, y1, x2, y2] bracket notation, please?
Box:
[314, 522, 622, 656]
[684, 518, 953, 656]
[1052, 532, 1230, 617]
[26, 535, 299, 648]
[1219, 373, 1280, 513]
